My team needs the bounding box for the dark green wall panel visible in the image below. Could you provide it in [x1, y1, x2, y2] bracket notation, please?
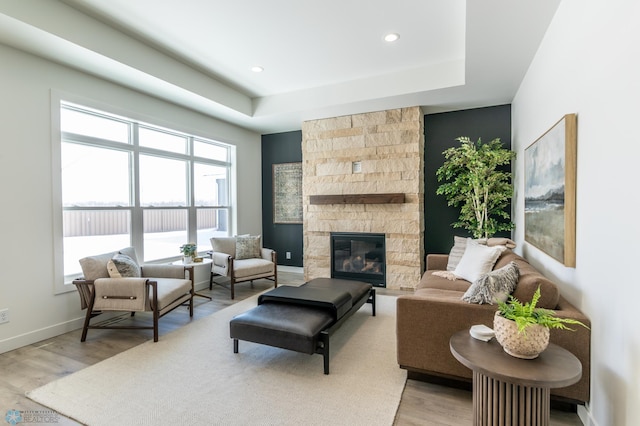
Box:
[261, 131, 303, 267]
[424, 105, 512, 255]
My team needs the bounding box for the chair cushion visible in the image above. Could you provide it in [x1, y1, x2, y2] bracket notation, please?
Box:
[211, 237, 236, 257]
[79, 251, 115, 281]
[151, 278, 192, 310]
[233, 258, 274, 279]
[140, 264, 186, 279]
[79, 247, 140, 281]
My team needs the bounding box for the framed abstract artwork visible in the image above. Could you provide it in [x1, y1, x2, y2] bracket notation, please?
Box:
[273, 162, 303, 224]
[524, 114, 577, 267]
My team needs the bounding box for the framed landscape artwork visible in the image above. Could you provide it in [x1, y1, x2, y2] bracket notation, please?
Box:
[273, 162, 303, 224]
[524, 114, 577, 267]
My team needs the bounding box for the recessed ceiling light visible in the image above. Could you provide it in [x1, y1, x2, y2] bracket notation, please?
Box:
[251, 66, 264, 73]
[384, 33, 400, 42]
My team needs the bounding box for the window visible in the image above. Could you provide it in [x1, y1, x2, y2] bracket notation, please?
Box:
[59, 102, 231, 281]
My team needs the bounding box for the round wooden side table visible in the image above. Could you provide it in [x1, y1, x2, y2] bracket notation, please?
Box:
[450, 330, 581, 426]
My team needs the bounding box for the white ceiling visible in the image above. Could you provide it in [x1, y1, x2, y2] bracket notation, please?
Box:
[0, 0, 560, 133]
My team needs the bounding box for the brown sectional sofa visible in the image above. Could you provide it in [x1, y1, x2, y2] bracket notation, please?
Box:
[396, 250, 591, 404]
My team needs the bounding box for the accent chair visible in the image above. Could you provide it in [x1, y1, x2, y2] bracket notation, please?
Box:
[73, 247, 194, 342]
[209, 235, 277, 299]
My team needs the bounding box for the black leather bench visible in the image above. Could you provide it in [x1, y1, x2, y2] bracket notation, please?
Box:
[229, 278, 376, 374]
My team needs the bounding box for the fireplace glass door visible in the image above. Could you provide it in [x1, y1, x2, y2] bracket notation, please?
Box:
[330, 232, 385, 287]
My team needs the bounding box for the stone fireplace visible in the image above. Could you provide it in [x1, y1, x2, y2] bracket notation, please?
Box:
[302, 107, 424, 290]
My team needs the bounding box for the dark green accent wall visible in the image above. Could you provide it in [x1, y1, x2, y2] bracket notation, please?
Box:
[261, 105, 512, 267]
[424, 105, 512, 255]
[261, 131, 303, 267]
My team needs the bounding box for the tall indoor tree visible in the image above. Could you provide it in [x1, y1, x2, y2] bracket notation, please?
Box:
[436, 136, 516, 239]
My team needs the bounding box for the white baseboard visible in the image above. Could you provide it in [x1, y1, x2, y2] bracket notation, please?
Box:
[1, 281, 212, 355]
[278, 265, 303, 273]
[578, 403, 598, 426]
[0, 317, 85, 354]
[194, 280, 210, 291]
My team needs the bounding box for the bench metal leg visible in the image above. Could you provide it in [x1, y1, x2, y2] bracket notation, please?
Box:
[233, 338, 239, 353]
[368, 288, 376, 316]
[320, 331, 330, 374]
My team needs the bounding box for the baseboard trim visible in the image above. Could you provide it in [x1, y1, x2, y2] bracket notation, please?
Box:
[578, 404, 598, 426]
[0, 317, 85, 354]
[1, 283, 210, 355]
[278, 265, 303, 273]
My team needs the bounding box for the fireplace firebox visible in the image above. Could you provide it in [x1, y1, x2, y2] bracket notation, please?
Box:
[330, 232, 385, 287]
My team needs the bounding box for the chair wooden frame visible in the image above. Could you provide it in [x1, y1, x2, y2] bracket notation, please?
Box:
[73, 266, 194, 342]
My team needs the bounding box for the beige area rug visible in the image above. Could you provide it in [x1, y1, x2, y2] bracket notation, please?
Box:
[27, 294, 406, 425]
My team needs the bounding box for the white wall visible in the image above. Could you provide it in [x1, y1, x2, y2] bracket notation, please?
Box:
[0, 44, 262, 353]
[512, 1, 640, 425]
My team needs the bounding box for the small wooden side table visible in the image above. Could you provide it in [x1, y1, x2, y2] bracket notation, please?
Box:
[450, 330, 581, 426]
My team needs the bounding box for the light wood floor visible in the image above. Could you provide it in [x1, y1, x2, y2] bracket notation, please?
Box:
[0, 270, 582, 425]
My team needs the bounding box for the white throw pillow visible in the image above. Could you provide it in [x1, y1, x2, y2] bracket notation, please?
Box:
[446, 236, 488, 271]
[453, 238, 504, 283]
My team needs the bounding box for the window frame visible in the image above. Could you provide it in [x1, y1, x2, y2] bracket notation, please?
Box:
[52, 95, 233, 294]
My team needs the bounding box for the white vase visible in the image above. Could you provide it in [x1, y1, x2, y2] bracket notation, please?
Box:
[493, 312, 550, 359]
[183, 256, 193, 264]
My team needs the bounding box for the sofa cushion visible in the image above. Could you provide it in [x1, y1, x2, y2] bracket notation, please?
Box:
[454, 239, 504, 283]
[512, 269, 559, 309]
[493, 251, 559, 309]
[418, 271, 471, 292]
[414, 287, 471, 304]
[462, 261, 519, 305]
[236, 235, 261, 260]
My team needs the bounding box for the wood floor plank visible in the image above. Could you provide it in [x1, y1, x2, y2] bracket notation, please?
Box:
[0, 271, 581, 425]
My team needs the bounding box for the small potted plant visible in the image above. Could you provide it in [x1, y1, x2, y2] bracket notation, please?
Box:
[179, 243, 197, 264]
[493, 286, 589, 359]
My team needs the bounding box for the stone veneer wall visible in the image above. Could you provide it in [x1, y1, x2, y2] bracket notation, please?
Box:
[302, 107, 424, 290]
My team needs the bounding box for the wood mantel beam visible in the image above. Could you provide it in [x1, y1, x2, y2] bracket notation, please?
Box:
[309, 193, 405, 205]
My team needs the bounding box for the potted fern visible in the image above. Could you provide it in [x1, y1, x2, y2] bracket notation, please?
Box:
[493, 286, 588, 359]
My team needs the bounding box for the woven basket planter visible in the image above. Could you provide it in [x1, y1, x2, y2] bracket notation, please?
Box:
[493, 311, 550, 359]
